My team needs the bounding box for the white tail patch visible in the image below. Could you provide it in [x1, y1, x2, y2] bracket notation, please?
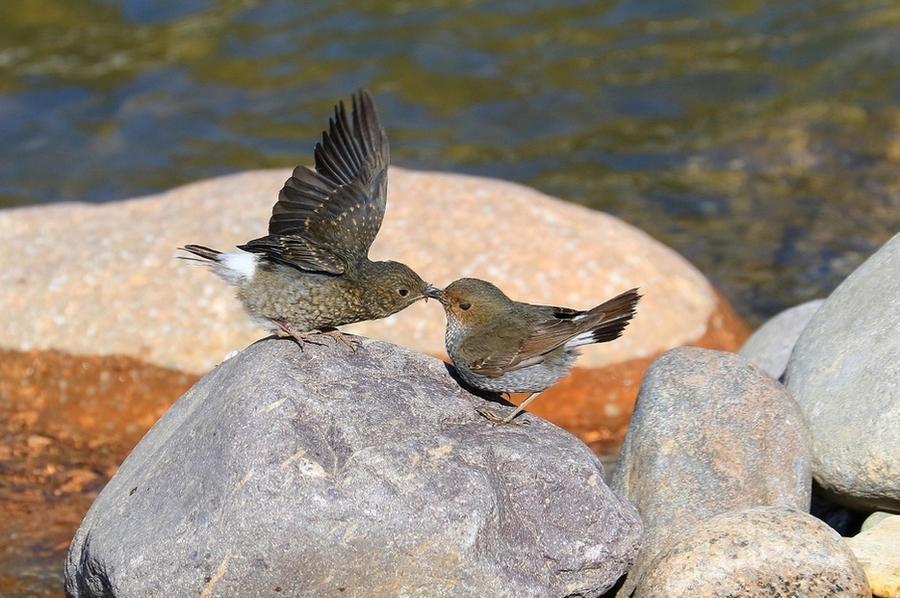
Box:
[214, 252, 259, 285]
[560, 312, 594, 348]
[566, 330, 597, 348]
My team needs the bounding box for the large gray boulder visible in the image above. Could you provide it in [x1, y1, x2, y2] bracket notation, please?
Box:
[612, 347, 811, 595]
[65, 338, 642, 598]
[785, 232, 900, 512]
[738, 299, 825, 380]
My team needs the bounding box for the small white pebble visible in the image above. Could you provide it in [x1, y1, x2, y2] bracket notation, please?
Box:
[221, 349, 241, 362]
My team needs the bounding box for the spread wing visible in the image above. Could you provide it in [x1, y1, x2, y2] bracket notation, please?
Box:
[239, 90, 389, 274]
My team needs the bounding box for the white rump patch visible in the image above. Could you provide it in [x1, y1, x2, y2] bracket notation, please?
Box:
[215, 252, 258, 285]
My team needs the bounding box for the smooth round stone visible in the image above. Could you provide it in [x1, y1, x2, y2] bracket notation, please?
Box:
[739, 299, 825, 380]
[785, 232, 900, 512]
[65, 338, 642, 598]
[845, 514, 900, 598]
[612, 347, 811, 596]
[634, 507, 871, 598]
[0, 168, 734, 374]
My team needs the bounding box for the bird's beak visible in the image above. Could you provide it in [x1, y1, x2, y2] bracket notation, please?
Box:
[423, 284, 447, 305]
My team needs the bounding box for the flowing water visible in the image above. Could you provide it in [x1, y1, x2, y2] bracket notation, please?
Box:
[3, 0, 900, 592]
[4, 0, 900, 326]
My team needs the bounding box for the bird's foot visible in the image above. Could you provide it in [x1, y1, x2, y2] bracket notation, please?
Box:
[476, 406, 528, 427]
[318, 328, 362, 351]
[272, 321, 349, 349]
[475, 392, 539, 426]
[275, 331, 324, 350]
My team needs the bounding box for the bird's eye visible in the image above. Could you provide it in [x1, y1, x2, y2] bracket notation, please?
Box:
[398, 288, 409, 297]
[459, 302, 471, 310]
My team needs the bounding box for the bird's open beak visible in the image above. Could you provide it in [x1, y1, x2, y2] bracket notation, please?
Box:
[423, 284, 446, 305]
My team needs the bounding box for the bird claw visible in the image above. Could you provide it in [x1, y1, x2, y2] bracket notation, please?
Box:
[476, 406, 528, 427]
[320, 329, 362, 351]
[273, 321, 359, 351]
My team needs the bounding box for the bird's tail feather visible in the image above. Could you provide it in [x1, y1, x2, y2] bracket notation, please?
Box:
[571, 288, 642, 346]
[179, 244, 223, 262]
[179, 245, 258, 286]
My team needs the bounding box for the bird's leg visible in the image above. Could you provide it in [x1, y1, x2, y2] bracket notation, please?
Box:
[476, 392, 539, 426]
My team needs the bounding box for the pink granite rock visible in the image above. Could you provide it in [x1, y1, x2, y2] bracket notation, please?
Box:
[0, 168, 736, 375]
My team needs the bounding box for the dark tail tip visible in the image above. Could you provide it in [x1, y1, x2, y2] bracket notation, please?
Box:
[178, 244, 222, 262]
[590, 288, 642, 343]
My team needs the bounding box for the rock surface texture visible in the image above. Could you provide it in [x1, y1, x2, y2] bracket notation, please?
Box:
[633, 507, 871, 598]
[0, 167, 736, 374]
[1, 169, 748, 587]
[785, 231, 900, 512]
[65, 338, 642, 598]
[845, 513, 900, 598]
[0, 168, 750, 454]
[738, 299, 825, 379]
[611, 347, 811, 595]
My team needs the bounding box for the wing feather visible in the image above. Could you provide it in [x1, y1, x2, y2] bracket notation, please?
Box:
[239, 90, 390, 274]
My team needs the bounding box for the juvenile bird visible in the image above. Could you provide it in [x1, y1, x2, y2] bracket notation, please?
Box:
[180, 91, 434, 344]
[430, 278, 641, 424]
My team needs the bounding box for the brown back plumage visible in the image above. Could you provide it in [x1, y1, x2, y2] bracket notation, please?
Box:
[482, 288, 641, 376]
[440, 278, 641, 378]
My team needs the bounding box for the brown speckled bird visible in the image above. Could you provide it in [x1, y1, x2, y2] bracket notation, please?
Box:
[180, 91, 434, 344]
[429, 278, 640, 424]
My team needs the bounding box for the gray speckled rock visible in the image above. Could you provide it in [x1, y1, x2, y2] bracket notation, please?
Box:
[65, 338, 641, 598]
[612, 347, 811, 596]
[633, 507, 871, 598]
[785, 232, 900, 512]
[739, 299, 825, 380]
